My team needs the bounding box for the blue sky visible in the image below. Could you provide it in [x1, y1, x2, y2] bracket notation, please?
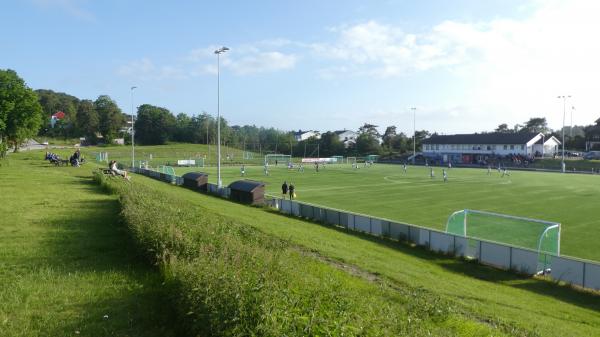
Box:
[2, 0, 599, 135]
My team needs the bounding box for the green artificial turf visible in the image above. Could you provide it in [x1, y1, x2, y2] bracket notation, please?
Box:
[167, 162, 600, 262]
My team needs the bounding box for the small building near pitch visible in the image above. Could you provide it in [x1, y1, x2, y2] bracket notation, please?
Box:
[182, 172, 209, 192]
[422, 132, 561, 164]
[228, 180, 266, 205]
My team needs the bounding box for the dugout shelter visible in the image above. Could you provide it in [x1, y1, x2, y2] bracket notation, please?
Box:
[228, 180, 266, 205]
[182, 172, 209, 192]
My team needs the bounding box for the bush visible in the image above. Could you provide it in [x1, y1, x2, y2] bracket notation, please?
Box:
[93, 173, 509, 337]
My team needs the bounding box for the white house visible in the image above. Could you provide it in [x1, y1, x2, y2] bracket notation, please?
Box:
[334, 130, 358, 148]
[294, 130, 320, 141]
[422, 132, 561, 164]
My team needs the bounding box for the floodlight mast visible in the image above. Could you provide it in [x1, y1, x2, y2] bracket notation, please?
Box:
[130, 86, 137, 168]
[557, 95, 571, 172]
[214, 46, 229, 188]
[411, 107, 417, 164]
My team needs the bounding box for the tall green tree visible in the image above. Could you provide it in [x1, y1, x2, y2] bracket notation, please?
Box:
[94, 95, 124, 143]
[75, 99, 98, 143]
[0, 69, 43, 155]
[521, 117, 549, 134]
[134, 104, 176, 145]
[355, 133, 381, 155]
[494, 123, 512, 133]
[382, 126, 397, 152]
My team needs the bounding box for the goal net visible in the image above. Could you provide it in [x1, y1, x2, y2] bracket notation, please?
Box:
[446, 209, 560, 256]
[265, 154, 291, 165]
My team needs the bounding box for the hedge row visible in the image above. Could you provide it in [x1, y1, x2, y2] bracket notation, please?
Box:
[94, 173, 508, 337]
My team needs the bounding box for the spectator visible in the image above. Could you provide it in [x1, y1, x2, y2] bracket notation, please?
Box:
[110, 160, 130, 181]
[288, 182, 295, 200]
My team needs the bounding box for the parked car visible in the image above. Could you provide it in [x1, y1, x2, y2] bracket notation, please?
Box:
[583, 151, 600, 160]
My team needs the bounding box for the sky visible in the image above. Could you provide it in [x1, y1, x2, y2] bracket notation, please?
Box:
[2, 0, 600, 136]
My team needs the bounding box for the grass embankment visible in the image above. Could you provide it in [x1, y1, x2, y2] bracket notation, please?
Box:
[0, 153, 176, 336]
[122, 172, 600, 337]
[95, 173, 516, 336]
[81, 143, 263, 167]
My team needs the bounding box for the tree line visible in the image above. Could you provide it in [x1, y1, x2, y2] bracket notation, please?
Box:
[3, 68, 600, 159]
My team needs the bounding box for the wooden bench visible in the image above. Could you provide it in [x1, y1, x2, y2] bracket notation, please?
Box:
[99, 168, 116, 176]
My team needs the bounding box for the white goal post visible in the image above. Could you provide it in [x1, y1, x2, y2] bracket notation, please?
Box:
[264, 154, 291, 165]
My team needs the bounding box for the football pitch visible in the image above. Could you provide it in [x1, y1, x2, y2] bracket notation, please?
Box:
[173, 163, 600, 262]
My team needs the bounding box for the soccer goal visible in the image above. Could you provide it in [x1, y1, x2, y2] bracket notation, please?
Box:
[157, 165, 176, 176]
[446, 209, 561, 256]
[265, 154, 291, 165]
[347, 156, 357, 164]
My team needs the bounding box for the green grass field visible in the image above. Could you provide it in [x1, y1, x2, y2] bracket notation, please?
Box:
[0, 153, 177, 336]
[168, 162, 600, 262]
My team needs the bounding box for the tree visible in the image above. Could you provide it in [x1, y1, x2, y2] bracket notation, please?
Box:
[382, 126, 397, 152]
[36, 89, 79, 138]
[75, 100, 98, 143]
[318, 131, 345, 157]
[358, 123, 380, 138]
[134, 104, 176, 145]
[355, 133, 381, 155]
[521, 117, 549, 134]
[413, 130, 430, 153]
[495, 123, 512, 133]
[94, 95, 124, 143]
[0, 69, 43, 155]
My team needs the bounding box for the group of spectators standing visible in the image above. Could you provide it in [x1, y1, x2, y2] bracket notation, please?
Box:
[281, 181, 295, 200]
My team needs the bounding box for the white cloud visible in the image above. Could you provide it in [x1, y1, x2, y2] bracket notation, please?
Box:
[187, 43, 298, 75]
[315, 1, 600, 128]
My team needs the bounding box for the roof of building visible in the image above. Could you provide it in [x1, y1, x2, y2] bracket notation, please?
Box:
[51, 111, 65, 119]
[294, 130, 319, 136]
[228, 180, 265, 192]
[422, 132, 541, 145]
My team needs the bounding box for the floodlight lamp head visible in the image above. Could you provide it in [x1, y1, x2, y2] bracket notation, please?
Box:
[214, 46, 229, 54]
[131, 86, 137, 90]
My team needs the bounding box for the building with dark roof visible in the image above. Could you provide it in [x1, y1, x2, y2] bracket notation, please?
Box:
[422, 132, 560, 164]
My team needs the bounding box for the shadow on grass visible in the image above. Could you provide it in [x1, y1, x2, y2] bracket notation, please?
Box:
[271, 210, 600, 311]
[34, 176, 180, 337]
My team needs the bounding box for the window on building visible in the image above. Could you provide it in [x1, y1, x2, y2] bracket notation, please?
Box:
[510, 145, 514, 150]
[503, 145, 508, 150]
[436, 144, 439, 150]
[521, 145, 525, 150]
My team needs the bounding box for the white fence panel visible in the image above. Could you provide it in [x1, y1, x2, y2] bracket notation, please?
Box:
[584, 262, 600, 290]
[291, 201, 301, 217]
[430, 232, 454, 254]
[510, 248, 540, 275]
[280, 200, 292, 214]
[347, 214, 356, 231]
[339, 212, 349, 228]
[551, 256, 585, 287]
[300, 204, 314, 219]
[418, 228, 430, 247]
[480, 242, 511, 270]
[355, 215, 370, 233]
[370, 218, 382, 236]
[326, 209, 339, 225]
[390, 222, 409, 241]
[408, 226, 420, 244]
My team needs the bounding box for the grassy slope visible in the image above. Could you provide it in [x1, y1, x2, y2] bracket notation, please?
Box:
[0, 154, 176, 337]
[172, 163, 600, 262]
[132, 173, 600, 337]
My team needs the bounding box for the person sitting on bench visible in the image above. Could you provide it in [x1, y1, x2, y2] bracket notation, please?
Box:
[109, 160, 130, 181]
